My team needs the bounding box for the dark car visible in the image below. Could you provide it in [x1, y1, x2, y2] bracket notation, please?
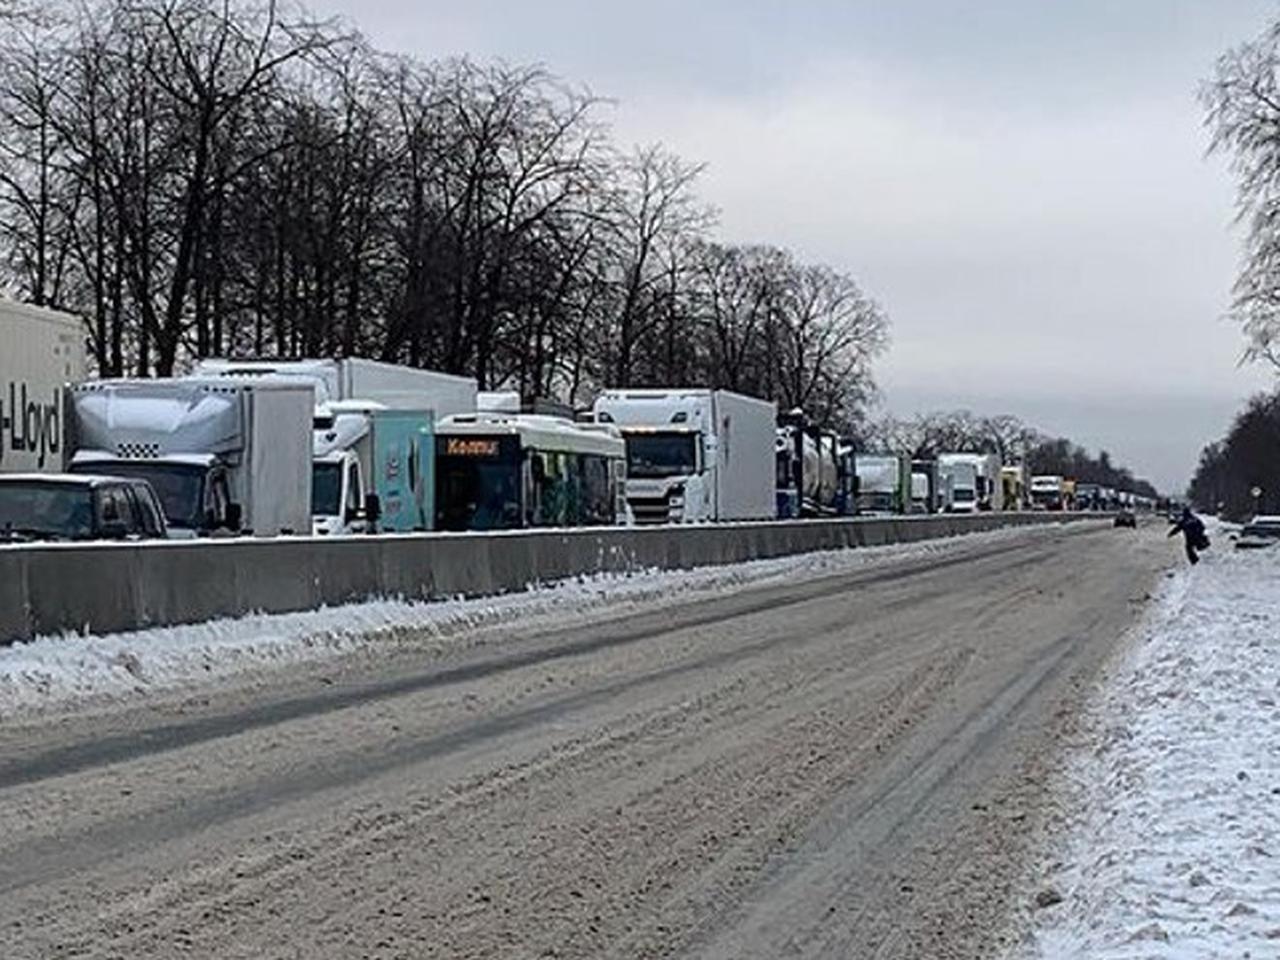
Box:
[1234, 516, 1280, 550]
[0, 474, 168, 543]
[1113, 509, 1137, 528]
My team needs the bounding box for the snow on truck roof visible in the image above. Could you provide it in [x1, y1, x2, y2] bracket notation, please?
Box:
[0, 472, 133, 487]
[0, 297, 84, 331]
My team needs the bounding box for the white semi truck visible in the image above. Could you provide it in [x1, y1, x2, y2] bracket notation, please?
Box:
[593, 388, 776, 524]
[938, 452, 1002, 513]
[0, 300, 87, 473]
[1030, 474, 1069, 511]
[194, 358, 477, 534]
[67, 378, 313, 536]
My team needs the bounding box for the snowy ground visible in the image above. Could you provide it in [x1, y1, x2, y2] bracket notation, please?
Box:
[1008, 531, 1280, 958]
[0, 522, 1075, 723]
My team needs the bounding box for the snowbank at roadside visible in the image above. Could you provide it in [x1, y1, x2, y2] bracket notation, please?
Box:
[1009, 540, 1280, 957]
[0, 522, 1074, 722]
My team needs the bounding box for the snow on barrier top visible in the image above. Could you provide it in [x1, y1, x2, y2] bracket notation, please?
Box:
[0, 513, 1101, 645]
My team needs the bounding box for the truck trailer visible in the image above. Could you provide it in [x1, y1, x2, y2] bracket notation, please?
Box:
[0, 300, 87, 474]
[593, 389, 776, 524]
[775, 426, 841, 518]
[855, 454, 911, 515]
[68, 378, 313, 536]
[194, 358, 476, 534]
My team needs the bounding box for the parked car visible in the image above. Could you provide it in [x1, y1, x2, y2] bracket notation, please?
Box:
[1113, 509, 1137, 528]
[1234, 515, 1280, 550]
[0, 474, 168, 543]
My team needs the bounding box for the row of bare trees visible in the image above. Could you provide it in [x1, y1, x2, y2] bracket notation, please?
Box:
[866, 409, 1160, 496]
[0, 0, 889, 433]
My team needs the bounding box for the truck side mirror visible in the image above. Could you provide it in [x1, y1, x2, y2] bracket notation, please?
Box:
[225, 503, 243, 532]
[364, 493, 381, 526]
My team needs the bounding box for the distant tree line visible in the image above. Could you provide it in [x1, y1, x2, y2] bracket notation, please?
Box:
[0, 0, 889, 434]
[1188, 390, 1280, 519]
[867, 410, 1160, 498]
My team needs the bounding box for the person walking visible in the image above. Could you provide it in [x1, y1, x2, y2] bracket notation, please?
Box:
[1168, 506, 1210, 565]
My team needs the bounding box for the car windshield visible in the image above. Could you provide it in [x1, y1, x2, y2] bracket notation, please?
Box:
[0, 482, 95, 541]
[625, 432, 698, 478]
[71, 462, 205, 529]
[312, 462, 342, 517]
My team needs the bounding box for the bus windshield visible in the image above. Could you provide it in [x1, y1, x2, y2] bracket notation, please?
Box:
[435, 435, 523, 531]
[624, 432, 698, 478]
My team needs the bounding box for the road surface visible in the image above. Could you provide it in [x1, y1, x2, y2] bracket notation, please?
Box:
[0, 522, 1169, 959]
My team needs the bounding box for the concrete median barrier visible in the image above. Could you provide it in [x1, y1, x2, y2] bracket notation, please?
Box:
[0, 513, 1103, 645]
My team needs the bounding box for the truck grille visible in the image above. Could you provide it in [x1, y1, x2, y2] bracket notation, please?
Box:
[629, 496, 676, 525]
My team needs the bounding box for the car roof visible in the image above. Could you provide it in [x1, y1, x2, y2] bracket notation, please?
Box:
[0, 472, 125, 488]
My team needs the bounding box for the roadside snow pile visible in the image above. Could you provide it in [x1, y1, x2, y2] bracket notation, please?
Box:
[0, 523, 1067, 720]
[1012, 543, 1280, 958]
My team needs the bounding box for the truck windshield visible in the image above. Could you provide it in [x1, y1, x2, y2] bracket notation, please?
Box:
[312, 463, 342, 517]
[435, 435, 523, 531]
[624, 432, 698, 478]
[71, 461, 206, 529]
[0, 482, 95, 541]
[953, 488, 975, 502]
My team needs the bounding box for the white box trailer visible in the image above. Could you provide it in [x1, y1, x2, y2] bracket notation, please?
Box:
[68, 378, 313, 537]
[194, 358, 477, 534]
[0, 300, 87, 473]
[193, 357, 477, 414]
[593, 388, 776, 523]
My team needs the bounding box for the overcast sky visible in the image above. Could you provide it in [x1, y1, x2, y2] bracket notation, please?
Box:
[317, 0, 1279, 492]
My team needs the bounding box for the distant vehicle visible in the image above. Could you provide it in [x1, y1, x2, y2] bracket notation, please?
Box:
[1001, 464, 1027, 511]
[435, 413, 625, 530]
[775, 426, 841, 517]
[68, 378, 313, 537]
[593, 389, 776, 524]
[938, 453, 1002, 512]
[1030, 474, 1068, 511]
[0, 300, 88, 475]
[1113, 509, 1137, 528]
[855, 454, 911, 515]
[0, 473, 167, 543]
[910, 459, 944, 514]
[1234, 516, 1280, 550]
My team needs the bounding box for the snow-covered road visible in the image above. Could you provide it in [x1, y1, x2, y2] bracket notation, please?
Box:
[1009, 535, 1280, 958]
[0, 522, 1075, 722]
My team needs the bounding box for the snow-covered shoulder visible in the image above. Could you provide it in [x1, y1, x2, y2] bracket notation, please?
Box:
[1009, 534, 1280, 957]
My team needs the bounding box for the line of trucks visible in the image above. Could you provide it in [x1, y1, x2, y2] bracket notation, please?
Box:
[0, 300, 1154, 542]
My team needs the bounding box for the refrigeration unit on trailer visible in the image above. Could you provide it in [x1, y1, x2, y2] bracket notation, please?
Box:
[855, 454, 911, 515]
[938, 453, 1001, 513]
[0, 300, 87, 474]
[195, 357, 477, 534]
[592, 389, 776, 524]
[435, 413, 626, 531]
[775, 426, 841, 518]
[67, 378, 313, 536]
